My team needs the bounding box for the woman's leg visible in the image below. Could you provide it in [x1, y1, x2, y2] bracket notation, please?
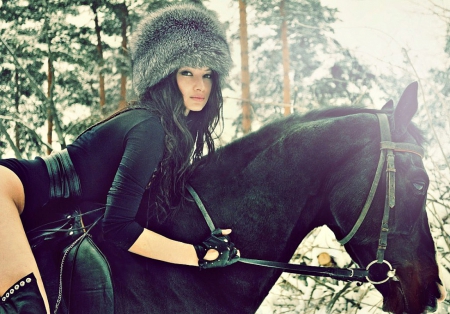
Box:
[0, 166, 50, 313]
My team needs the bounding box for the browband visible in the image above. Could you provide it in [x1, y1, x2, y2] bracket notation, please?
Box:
[380, 141, 424, 159]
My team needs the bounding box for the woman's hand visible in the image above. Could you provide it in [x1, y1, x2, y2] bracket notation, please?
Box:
[202, 229, 232, 260]
[194, 228, 240, 269]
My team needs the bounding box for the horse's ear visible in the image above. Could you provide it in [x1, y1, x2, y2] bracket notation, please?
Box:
[392, 82, 418, 137]
[381, 99, 394, 112]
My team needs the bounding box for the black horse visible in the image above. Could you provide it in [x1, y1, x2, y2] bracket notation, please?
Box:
[32, 82, 443, 314]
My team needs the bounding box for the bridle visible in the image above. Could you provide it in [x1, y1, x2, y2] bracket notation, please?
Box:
[338, 113, 424, 284]
[187, 113, 425, 284]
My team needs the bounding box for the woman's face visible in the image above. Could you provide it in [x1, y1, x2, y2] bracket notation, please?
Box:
[176, 67, 212, 116]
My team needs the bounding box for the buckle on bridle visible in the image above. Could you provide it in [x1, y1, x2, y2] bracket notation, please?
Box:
[365, 260, 399, 284]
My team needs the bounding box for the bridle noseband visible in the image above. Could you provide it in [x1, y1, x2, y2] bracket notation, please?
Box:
[188, 113, 425, 285]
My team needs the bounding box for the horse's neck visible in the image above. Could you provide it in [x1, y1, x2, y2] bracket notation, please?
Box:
[196, 114, 379, 258]
[155, 114, 382, 313]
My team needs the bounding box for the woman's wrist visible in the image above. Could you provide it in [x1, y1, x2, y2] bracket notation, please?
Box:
[187, 244, 200, 266]
[129, 229, 199, 266]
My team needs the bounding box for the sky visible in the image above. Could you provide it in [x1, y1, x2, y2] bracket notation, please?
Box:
[320, 0, 449, 77]
[207, 0, 449, 77]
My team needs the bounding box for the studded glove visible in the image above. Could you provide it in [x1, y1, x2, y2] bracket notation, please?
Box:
[193, 228, 239, 269]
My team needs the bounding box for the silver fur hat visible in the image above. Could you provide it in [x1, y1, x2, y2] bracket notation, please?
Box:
[129, 4, 232, 97]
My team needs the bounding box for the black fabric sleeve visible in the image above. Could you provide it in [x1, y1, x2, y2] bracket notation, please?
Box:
[101, 118, 165, 249]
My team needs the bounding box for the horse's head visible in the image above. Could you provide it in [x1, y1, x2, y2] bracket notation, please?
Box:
[328, 82, 445, 313]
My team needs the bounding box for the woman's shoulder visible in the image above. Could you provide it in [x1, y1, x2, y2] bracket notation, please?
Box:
[120, 109, 164, 140]
[81, 108, 163, 143]
[111, 108, 162, 130]
[119, 107, 158, 121]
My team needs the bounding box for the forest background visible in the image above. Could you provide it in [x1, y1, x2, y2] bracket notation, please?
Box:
[0, 0, 449, 313]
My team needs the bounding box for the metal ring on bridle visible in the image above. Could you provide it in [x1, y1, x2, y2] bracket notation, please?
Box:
[365, 260, 397, 285]
[348, 268, 354, 278]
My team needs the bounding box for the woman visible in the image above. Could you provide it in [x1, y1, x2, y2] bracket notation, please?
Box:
[0, 4, 239, 313]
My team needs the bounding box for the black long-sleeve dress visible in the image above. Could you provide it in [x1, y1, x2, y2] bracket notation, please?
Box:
[0, 109, 165, 250]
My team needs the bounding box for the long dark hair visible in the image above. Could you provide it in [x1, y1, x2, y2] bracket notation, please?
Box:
[138, 70, 223, 220]
[77, 70, 223, 220]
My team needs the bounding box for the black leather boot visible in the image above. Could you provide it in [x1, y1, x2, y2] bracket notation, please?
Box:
[0, 273, 47, 314]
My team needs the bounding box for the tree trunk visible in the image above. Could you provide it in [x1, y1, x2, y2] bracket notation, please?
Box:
[47, 58, 54, 155]
[92, 2, 106, 113]
[44, 14, 65, 151]
[1, 31, 65, 150]
[117, 3, 128, 110]
[239, 0, 252, 134]
[14, 68, 20, 151]
[280, 0, 291, 116]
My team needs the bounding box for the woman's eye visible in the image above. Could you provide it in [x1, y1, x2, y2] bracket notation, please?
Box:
[180, 71, 192, 76]
[204, 73, 212, 79]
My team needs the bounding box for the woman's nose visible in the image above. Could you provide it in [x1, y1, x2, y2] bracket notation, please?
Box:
[194, 77, 205, 91]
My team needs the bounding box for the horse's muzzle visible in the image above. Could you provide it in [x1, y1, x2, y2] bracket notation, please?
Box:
[381, 278, 443, 314]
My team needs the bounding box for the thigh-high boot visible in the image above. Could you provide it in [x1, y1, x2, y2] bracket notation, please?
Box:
[0, 273, 46, 314]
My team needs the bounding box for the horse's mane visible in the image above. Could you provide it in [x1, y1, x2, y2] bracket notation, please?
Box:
[269, 106, 426, 145]
[194, 106, 425, 172]
[299, 107, 384, 122]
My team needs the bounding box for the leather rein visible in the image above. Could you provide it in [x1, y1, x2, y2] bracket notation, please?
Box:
[187, 113, 425, 284]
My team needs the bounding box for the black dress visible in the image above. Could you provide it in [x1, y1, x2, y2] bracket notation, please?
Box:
[0, 109, 165, 250]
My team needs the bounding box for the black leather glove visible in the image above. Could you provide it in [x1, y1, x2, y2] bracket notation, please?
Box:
[193, 228, 239, 269]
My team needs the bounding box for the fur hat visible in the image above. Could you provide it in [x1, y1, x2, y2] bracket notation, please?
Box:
[129, 4, 232, 97]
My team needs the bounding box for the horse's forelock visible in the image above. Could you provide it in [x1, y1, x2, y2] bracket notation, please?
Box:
[407, 123, 426, 146]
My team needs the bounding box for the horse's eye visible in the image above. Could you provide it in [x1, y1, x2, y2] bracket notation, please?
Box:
[413, 182, 425, 191]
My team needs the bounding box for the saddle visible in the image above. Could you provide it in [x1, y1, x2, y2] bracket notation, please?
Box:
[26, 200, 114, 314]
